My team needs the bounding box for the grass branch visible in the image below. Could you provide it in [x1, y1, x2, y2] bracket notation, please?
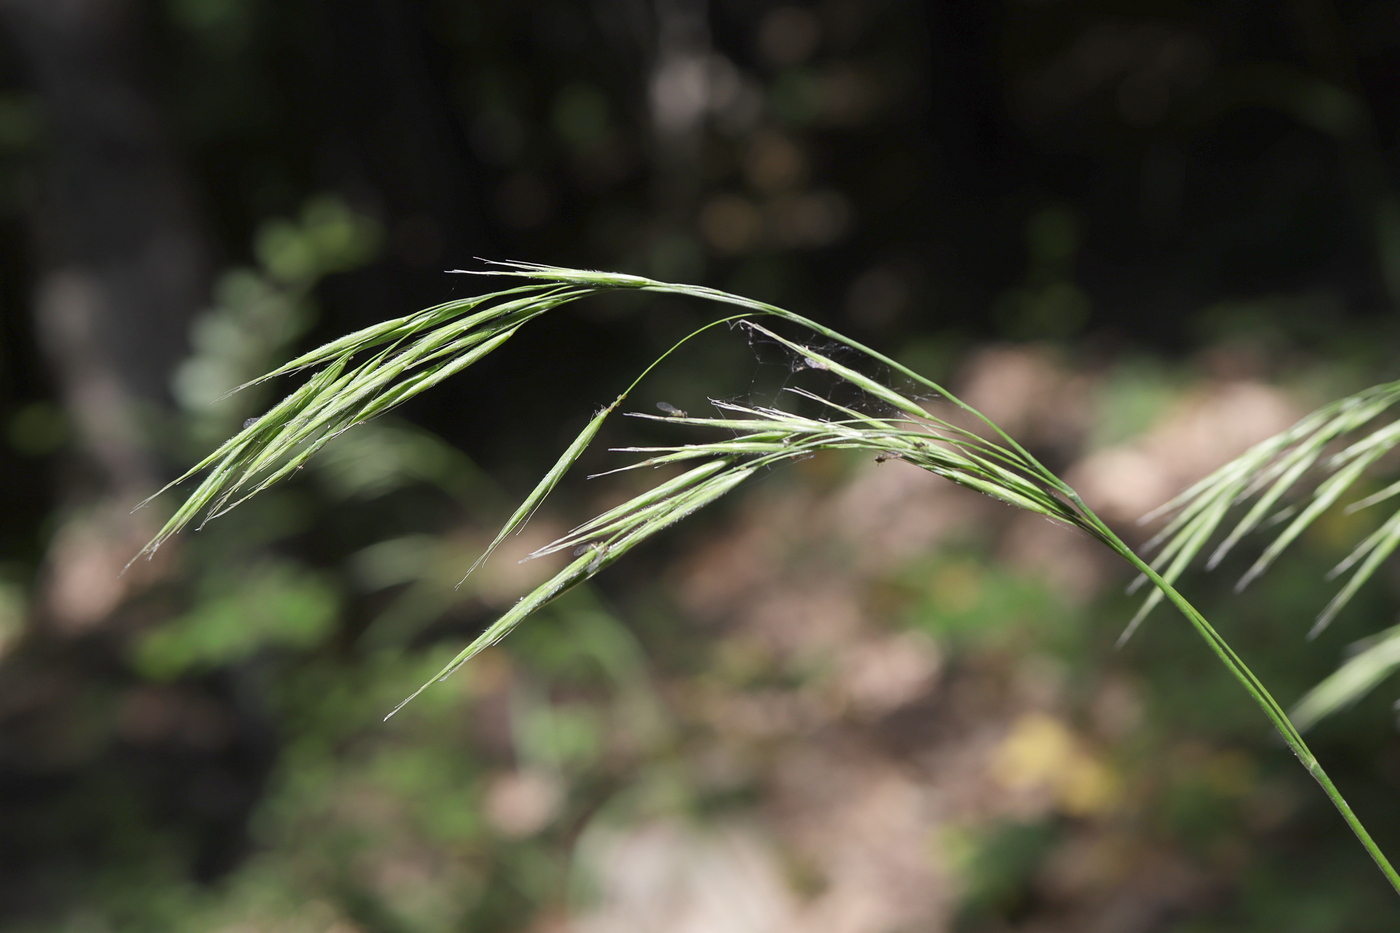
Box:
[141, 263, 1400, 896]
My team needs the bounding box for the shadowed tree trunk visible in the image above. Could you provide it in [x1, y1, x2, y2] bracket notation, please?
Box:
[0, 0, 209, 631]
[922, 0, 1024, 327]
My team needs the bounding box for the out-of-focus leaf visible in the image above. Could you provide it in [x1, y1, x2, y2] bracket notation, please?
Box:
[1293, 624, 1400, 731]
[137, 562, 339, 679]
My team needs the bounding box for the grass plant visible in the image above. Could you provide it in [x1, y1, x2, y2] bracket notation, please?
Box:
[138, 263, 1400, 896]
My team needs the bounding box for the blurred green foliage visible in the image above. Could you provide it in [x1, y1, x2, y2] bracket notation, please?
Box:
[2, 0, 1400, 930]
[136, 562, 339, 680]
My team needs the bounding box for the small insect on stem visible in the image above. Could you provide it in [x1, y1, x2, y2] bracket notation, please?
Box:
[572, 541, 608, 572]
[657, 401, 688, 418]
[587, 542, 608, 572]
[874, 451, 903, 464]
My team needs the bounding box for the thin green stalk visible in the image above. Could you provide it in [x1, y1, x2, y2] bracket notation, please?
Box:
[1087, 514, 1400, 895]
[149, 263, 1400, 897]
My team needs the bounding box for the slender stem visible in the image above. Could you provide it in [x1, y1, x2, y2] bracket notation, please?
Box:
[432, 270, 1400, 894]
[1089, 515, 1400, 895]
[647, 279, 1400, 891]
[637, 278, 1400, 893]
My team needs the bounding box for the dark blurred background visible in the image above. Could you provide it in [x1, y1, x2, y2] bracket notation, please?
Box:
[2, 0, 1400, 930]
